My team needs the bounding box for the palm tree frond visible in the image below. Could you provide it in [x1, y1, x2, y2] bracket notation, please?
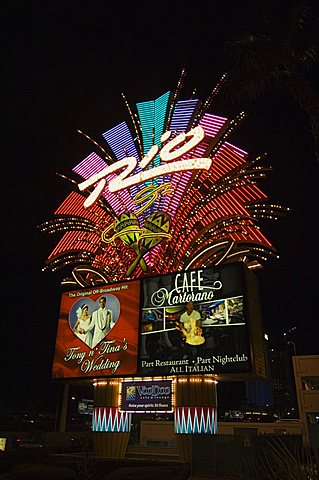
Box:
[288, 2, 311, 35]
[298, 46, 319, 70]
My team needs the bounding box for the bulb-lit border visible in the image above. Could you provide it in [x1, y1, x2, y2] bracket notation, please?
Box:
[119, 377, 174, 414]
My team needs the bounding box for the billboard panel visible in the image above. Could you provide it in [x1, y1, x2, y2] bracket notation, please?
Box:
[0, 439, 6, 452]
[139, 264, 251, 376]
[120, 380, 173, 413]
[52, 264, 265, 379]
[52, 280, 140, 379]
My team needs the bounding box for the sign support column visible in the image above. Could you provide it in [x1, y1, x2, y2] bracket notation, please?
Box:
[92, 380, 131, 458]
[174, 377, 218, 462]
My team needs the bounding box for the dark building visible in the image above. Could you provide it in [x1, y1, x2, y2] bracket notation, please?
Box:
[245, 380, 273, 407]
[245, 335, 273, 408]
[269, 349, 297, 416]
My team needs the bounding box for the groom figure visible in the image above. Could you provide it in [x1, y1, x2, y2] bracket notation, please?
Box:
[91, 297, 113, 347]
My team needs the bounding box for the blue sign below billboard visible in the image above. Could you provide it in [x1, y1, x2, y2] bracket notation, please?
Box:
[120, 380, 173, 413]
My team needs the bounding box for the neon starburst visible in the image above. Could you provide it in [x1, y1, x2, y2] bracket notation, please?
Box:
[40, 71, 287, 287]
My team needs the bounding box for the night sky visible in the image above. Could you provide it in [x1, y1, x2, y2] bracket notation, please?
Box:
[2, 1, 318, 412]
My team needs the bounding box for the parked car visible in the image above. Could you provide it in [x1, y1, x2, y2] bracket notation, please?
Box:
[274, 418, 301, 423]
[17, 439, 43, 448]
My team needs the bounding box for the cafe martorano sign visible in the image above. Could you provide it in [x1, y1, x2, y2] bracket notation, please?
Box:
[150, 270, 223, 307]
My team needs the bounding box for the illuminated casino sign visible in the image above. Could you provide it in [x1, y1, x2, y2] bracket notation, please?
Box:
[40, 71, 286, 286]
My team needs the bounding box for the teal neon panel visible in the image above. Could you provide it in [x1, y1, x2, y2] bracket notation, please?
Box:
[154, 91, 171, 155]
[136, 100, 155, 157]
[136, 91, 171, 160]
[136, 91, 170, 186]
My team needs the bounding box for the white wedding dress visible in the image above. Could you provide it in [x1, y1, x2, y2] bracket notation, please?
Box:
[75, 319, 93, 348]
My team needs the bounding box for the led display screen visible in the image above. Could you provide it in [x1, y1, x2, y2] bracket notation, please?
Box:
[120, 380, 173, 413]
[139, 264, 251, 376]
[52, 264, 256, 379]
[52, 280, 140, 379]
[78, 399, 93, 415]
[0, 439, 6, 452]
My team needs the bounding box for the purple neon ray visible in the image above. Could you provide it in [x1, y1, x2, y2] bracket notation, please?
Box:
[102, 121, 141, 199]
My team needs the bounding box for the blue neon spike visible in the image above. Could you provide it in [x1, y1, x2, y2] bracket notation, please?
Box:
[170, 99, 201, 133]
[102, 121, 141, 198]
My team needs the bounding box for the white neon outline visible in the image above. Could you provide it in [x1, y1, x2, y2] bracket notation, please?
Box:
[78, 126, 211, 208]
[185, 241, 230, 270]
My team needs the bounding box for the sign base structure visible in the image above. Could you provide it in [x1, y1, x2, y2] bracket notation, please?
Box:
[92, 377, 217, 460]
[93, 381, 131, 458]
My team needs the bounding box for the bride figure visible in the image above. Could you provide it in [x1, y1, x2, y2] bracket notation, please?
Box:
[73, 304, 93, 347]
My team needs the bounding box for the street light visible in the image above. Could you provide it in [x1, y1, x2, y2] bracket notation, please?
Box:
[287, 341, 297, 356]
[282, 327, 297, 351]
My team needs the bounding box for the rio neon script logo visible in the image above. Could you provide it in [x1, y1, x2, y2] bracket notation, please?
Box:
[78, 126, 211, 208]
